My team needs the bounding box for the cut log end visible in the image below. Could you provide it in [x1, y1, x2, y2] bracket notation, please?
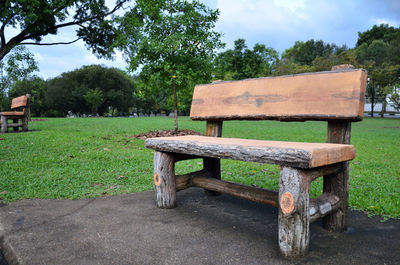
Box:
[280, 192, 295, 214]
[154, 173, 161, 187]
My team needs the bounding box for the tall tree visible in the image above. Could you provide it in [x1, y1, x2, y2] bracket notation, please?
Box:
[0, 0, 128, 61]
[116, 0, 223, 133]
[0, 46, 38, 109]
[356, 25, 400, 117]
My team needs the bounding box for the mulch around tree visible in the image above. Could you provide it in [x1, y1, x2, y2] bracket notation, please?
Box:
[132, 129, 202, 139]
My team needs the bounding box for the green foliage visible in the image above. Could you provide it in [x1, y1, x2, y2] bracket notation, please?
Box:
[0, 0, 128, 61]
[282, 39, 346, 66]
[0, 46, 39, 110]
[84, 88, 104, 115]
[115, 0, 223, 130]
[355, 25, 400, 116]
[8, 76, 47, 117]
[214, 38, 279, 80]
[356, 24, 399, 47]
[46, 65, 136, 116]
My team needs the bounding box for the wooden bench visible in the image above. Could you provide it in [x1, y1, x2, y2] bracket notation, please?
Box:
[0, 94, 31, 133]
[144, 67, 367, 257]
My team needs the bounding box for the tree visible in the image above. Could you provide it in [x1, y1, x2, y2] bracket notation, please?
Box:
[356, 24, 399, 47]
[0, 0, 128, 61]
[389, 86, 400, 111]
[84, 88, 104, 115]
[8, 76, 47, 117]
[116, 0, 223, 133]
[282, 39, 346, 66]
[46, 65, 136, 116]
[356, 27, 400, 117]
[214, 38, 279, 80]
[0, 46, 38, 109]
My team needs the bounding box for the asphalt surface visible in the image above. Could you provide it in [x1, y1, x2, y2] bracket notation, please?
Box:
[0, 188, 399, 265]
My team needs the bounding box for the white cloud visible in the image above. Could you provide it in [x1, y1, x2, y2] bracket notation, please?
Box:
[370, 18, 400, 27]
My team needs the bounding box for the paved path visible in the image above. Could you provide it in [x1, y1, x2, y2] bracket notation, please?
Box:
[0, 189, 399, 265]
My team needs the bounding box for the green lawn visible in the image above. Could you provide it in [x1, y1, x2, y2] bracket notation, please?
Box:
[0, 117, 399, 218]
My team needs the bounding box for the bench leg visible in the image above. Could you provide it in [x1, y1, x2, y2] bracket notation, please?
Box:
[278, 167, 310, 257]
[153, 151, 176, 208]
[203, 157, 221, 196]
[323, 161, 348, 232]
[1, 116, 8, 133]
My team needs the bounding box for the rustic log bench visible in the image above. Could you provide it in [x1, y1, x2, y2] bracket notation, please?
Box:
[0, 94, 31, 133]
[145, 67, 367, 257]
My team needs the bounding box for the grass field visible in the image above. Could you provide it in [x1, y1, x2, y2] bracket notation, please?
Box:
[0, 117, 399, 219]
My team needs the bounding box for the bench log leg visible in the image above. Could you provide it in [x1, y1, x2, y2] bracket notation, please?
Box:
[203, 157, 221, 196]
[278, 167, 310, 257]
[153, 151, 176, 208]
[1, 116, 8, 133]
[323, 162, 348, 232]
[324, 121, 351, 232]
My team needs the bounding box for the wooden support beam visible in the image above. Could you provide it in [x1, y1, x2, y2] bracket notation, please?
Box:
[306, 163, 345, 181]
[204, 120, 223, 196]
[191, 175, 279, 207]
[309, 193, 340, 223]
[324, 121, 351, 232]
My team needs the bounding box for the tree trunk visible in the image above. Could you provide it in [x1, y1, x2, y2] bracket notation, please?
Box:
[380, 98, 387, 118]
[173, 77, 178, 134]
[371, 93, 375, 117]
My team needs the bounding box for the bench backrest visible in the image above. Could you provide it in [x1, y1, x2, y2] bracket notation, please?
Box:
[190, 69, 367, 122]
[11, 95, 29, 110]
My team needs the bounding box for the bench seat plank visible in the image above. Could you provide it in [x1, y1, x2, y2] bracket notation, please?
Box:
[1, 111, 25, 116]
[145, 135, 355, 168]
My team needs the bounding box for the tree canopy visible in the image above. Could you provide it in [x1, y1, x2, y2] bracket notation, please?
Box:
[0, 0, 128, 61]
[213, 38, 279, 80]
[46, 65, 136, 116]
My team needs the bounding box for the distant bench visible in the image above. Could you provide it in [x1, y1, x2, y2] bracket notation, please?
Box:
[145, 66, 367, 257]
[0, 94, 31, 133]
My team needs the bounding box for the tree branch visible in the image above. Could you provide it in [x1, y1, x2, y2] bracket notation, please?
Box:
[20, 38, 81, 46]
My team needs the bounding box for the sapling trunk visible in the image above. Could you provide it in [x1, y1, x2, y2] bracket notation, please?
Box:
[173, 77, 178, 134]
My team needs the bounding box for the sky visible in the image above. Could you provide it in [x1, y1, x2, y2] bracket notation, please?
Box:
[6, 0, 400, 79]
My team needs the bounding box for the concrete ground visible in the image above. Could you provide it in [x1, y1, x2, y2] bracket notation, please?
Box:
[0, 188, 399, 265]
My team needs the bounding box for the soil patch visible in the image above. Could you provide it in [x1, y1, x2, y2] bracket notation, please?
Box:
[132, 129, 202, 139]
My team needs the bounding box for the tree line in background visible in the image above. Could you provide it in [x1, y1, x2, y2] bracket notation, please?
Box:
[1, 0, 400, 123]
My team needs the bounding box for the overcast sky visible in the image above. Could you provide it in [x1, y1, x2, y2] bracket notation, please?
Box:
[9, 0, 400, 79]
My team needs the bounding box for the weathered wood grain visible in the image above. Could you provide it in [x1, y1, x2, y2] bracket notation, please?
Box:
[145, 135, 356, 168]
[0, 111, 24, 116]
[323, 121, 351, 232]
[279, 167, 310, 257]
[309, 193, 340, 223]
[192, 175, 279, 207]
[1, 115, 8, 132]
[10, 95, 28, 109]
[153, 151, 176, 208]
[190, 69, 367, 121]
[204, 120, 223, 195]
